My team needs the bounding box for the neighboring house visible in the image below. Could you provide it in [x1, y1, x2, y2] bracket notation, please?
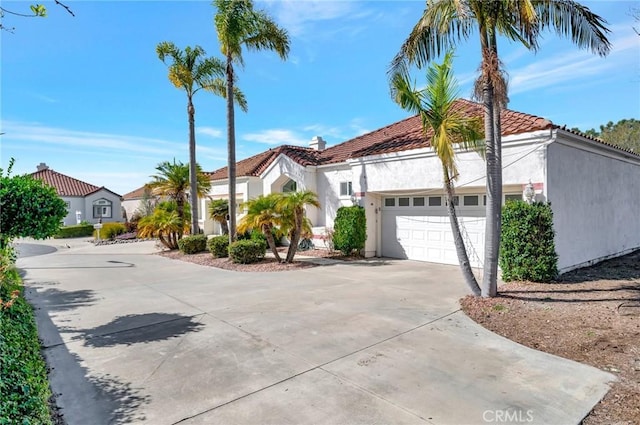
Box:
[31, 163, 123, 226]
[203, 99, 640, 273]
[121, 185, 155, 222]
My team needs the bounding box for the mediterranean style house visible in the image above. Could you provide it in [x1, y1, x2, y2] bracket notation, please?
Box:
[198, 99, 640, 274]
[31, 163, 123, 226]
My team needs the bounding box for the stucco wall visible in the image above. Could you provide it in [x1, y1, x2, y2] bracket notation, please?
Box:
[82, 190, 123, 224]
[546, 138, 640, 272]
[61, 197, 86, 226]
[121, 199, 140, 222]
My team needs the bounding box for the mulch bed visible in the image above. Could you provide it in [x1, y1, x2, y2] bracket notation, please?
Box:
[460, 250, 640, 425]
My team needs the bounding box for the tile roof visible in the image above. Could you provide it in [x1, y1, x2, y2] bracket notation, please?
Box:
[207, 145, 320, 181]
[122, 185, 150, 200]
[206, 98, 637, 179]
[31, 168, 121, 197]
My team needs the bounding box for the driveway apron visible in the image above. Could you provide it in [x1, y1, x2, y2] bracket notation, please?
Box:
[18, 240, 614, 425]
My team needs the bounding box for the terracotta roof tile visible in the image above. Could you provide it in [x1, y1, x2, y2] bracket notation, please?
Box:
[122, 185, 150, 200]
[207, 145, 320, 181]
[31, 168, 121, 197]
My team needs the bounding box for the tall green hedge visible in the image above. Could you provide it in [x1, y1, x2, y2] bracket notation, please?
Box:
[332, 206, 366, 256]
[54, 224, 94, 238]
[499, 201, 558, 282]
[0, 254, 53, 424]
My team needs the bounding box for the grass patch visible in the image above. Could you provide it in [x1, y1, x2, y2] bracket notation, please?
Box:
[0, 266, 53, 424]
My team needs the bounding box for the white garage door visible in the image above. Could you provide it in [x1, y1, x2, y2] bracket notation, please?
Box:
[381, 195, 485, 267]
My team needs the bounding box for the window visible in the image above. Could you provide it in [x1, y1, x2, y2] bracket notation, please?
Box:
[413, 197, 425, 207]
[463, 195, 479, 206]
[384, 198, 395, 207]
[428, 196, 442, 207]
[92, 198, 112, 218]
[282, 180, 297, 193]
[398, 197, 410, 207]
[505, 194, 522, 202]
[340, 181, 353, 197]
[445, 196, 459, 206]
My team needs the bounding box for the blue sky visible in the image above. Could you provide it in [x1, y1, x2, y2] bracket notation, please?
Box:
[2, 1, 639, 196]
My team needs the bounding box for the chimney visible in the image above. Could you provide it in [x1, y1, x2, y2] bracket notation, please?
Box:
[309, 136, 326, 151]
[36, 162, 49, 171]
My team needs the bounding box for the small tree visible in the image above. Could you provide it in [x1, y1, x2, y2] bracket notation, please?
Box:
[0, 159, 67, 248]
[137, 201, 190, 250]
[209, 199, 229, 235]
[332, 206, 366, 256]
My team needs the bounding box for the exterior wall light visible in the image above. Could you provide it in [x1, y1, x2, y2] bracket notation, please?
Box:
[523, 181, 536, 204]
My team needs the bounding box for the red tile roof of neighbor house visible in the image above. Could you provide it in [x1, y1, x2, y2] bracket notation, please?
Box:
[207, 98, 637, 180]
[31, 167, 121, 198]
[122, 185, 150, 200]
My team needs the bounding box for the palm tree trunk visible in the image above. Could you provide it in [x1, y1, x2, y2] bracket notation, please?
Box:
[285, 209, 302, 263]
[188, 97, 199, 235]
[226, 53, 237, 244]
[444, 168, 481, 296]
[176, 197, 185, 238]
[263, 224, 281, 262]
[480, 28, 500, 298]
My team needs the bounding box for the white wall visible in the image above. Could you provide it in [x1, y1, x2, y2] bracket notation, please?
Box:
[546, 135, 640, 272]
[121, 198, 140, 222]
[61, 197, 85, 226]
[83, 190, 122, 224]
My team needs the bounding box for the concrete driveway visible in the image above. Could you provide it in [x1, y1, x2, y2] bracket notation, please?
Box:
[18, 239, 613, 425]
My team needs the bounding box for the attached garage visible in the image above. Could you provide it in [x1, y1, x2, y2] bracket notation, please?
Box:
[380, 193, 499, 267]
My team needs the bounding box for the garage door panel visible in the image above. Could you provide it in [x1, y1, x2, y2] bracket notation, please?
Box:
[382, 212, 485, 267]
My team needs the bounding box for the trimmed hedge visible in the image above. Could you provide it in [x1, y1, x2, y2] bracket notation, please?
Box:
[54, 223, 94, 238]
[0, 266, 53, 424]
[178, 234, 207, 254]
[208, 236, 229, 258]
[229, 239, 266, 264]
[93, 222, 126, 240]
[499, 201, 558, 282]
[332, 206, 366, 256]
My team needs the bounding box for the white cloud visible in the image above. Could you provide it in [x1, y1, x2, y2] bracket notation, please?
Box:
[196, 126, 223, 138]
[242, 129, 309, 146]
[1, 120, 184, 156]
[267, 0, 361, 38]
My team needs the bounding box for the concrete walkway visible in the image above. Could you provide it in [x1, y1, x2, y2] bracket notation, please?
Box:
[17, 238, 614, 425]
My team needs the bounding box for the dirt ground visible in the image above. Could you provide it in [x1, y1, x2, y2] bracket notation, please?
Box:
[460, 250, 640, 425]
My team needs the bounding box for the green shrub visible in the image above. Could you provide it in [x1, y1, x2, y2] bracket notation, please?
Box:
[0, 269, 53, 424]
[177, 234, 207, 254]
[93, 222, 127, 240]
[332, 206, 366, 256]
[207, 236, 229, 258]
[229, 239, 266, 264]
[54, 223, 94, 238]
[500, 201, 558, 282]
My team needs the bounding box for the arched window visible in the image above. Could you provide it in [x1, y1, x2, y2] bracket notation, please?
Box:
[282, 179, 297, 193]
[93, 198, 112, 218]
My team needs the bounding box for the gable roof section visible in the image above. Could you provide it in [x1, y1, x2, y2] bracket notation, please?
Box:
[206, 98, 637, 178]
[31, 168, 121, 198]
[207, 145, 320, 181]
[122, 185, 150, 200]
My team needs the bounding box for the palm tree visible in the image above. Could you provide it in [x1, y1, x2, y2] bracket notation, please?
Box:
[390, 0, 610, 297]
[278, 190, 320, 263]
[147, 160, 211, 237]
[238, 194, 283, 262]
[156, 41, 247, 236]
[392, 52, 484, 296]
[213, 0, 290, 244]
[137, 201, 190, 250]
[209, 198, 230, 235]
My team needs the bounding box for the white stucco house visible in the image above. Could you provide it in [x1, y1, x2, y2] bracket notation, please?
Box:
[31, 163, 123, 226]
[201, 99, 640, 273]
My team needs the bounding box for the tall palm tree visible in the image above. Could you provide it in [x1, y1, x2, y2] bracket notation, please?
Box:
[147, 160, 211, 237]
[238, 194, 283, 262]
[213, 0, 290, 244]
[278, 190, 320, 263]
[156, 41, 247, 235]
[392, 52, 484, 296]
[390, 0, 610, 297]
